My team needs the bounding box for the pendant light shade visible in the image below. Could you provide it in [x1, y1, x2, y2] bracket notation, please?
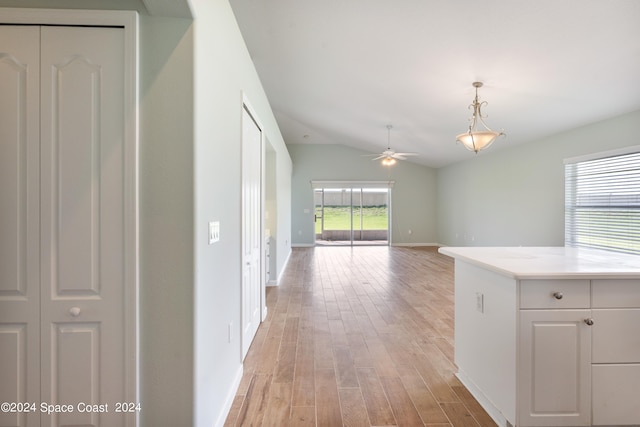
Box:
[456, 82, 505, 153]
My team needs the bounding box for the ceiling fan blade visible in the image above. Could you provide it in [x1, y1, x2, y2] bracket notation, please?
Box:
[371, 155, 385, 160]
[393, 155, 408, 160]
[393, 152, 418, 157]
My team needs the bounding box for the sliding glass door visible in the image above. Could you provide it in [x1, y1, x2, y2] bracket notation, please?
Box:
[314, 185, 390, 246]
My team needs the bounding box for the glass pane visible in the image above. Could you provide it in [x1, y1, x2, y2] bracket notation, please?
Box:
[314, 189, 323, 236]
[319, 189, 352, 244]
[315, 186, 389, 246]
[356, 188, 388, 245]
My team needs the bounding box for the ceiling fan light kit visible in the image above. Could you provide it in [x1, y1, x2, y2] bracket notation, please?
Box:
[381, 156, 397, 166]
[456, 81, 505, 153]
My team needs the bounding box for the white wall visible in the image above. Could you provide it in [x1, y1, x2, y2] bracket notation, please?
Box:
[437, 109, 640, 247]
[0, 3, 196, 425]
[0, 2, 293, 426]
[288, 143, 437, 246]
[266, 143, 293, 281]
[138, 13, 195, 427]
[189, 1, 292, 426]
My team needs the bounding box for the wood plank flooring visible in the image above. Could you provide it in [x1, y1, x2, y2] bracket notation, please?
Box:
[225, 246, 497, 427]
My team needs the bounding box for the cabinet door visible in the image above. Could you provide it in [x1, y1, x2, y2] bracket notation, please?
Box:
[518, 310, 591, 426]
[592, 364, 640, 425]
[592, 309, 640, 363]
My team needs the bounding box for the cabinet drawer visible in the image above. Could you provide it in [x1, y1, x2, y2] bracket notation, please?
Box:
[592, 309, 640, 363]
[592, 364, 640, 425]
[520, 280, 590, 309]
[592, 279, 640, 308]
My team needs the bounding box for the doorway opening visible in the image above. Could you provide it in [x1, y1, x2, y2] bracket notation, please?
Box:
[313, 184, 392, 246]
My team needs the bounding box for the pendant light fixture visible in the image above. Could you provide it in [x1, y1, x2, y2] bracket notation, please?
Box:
[455, 82, 505, 153]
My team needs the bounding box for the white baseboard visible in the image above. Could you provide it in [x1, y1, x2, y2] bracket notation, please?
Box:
[292, 242, 443, 248]
[390, 242, 442, 247]
[214, 364, 244, 427]
[266, 247, 293, 287]
[277, 248, 292, 283]
[456, 371, 510, 427]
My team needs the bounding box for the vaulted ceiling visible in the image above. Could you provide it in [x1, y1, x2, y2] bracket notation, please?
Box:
[229, 0, 640, 167]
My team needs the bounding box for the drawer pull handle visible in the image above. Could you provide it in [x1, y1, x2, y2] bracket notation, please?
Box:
[552, 292, 563, 300]
[584, 318, 594, 326]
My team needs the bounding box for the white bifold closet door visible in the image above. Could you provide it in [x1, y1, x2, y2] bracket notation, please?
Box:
[0, 25, 128, 427]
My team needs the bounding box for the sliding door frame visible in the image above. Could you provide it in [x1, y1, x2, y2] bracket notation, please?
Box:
[311, 180, 394, 246]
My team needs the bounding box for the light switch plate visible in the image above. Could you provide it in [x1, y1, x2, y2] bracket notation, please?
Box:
[209, 221, 220, 244]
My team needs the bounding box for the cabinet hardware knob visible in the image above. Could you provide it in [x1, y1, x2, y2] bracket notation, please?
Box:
[69, 307, 81, 317]
[552, 292, 563, 300]
[584, 318, 594, 326]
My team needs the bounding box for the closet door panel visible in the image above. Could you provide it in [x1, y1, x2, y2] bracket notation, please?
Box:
[40, 26, 126, 427]
[0, 25, 41, 427]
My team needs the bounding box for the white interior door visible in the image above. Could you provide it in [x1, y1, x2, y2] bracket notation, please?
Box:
[0, 25, 41, 427]
[241, 105, 262, 360]
[0, 24, 130, 427]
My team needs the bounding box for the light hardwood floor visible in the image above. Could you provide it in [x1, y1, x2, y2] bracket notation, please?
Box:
[224, 246, 497, 427]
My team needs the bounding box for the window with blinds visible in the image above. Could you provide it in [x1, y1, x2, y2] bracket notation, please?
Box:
[565, 148, 640, 255]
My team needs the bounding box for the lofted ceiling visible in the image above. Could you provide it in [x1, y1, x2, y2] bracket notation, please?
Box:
[229, 0, 640, 168]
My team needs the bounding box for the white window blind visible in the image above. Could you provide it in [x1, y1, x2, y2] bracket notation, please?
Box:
[565, 149, 640, 255]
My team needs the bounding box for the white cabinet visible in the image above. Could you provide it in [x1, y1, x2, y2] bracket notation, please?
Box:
[518, 310, 591, 426]
[518, 280, 592, 426]
[590, 280, 640, 425]
[518, 278, 640, 427]
[592, 364, 640, 425]
[440, 247, 640, 427]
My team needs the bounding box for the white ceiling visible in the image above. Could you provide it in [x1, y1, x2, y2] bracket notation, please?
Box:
[229, 0, 640, 168]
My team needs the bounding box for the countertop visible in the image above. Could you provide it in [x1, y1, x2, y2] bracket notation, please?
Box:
[437, 246, 640, 279]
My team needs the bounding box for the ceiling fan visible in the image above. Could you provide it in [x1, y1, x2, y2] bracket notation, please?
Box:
[365, 125, 418, 166]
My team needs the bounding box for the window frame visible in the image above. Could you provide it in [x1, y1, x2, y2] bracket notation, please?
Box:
[564, 145, 640, 255]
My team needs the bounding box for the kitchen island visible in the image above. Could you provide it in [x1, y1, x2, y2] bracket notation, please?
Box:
[438, 246, 640, 427]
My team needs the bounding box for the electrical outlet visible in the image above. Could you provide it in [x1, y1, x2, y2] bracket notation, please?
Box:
[476, 292, 484, 313]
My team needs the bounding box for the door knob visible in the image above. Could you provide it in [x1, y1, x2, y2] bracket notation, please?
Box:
[552, 292, 563, 300]
[584, 318, 594, 326]
[69, 307, 81, 317]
